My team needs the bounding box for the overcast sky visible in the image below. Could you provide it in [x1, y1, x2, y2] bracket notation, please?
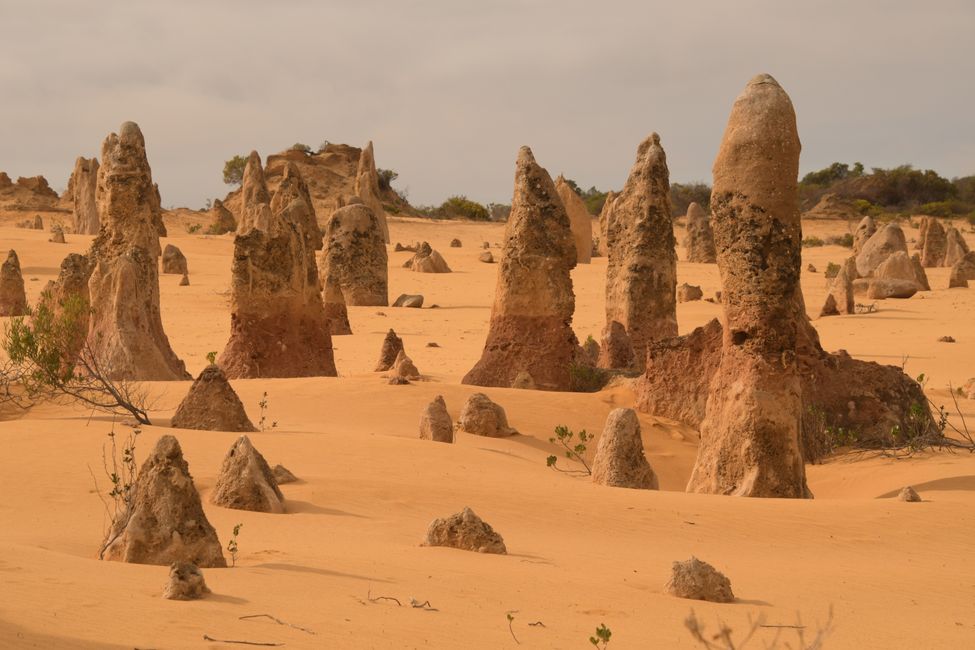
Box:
[1, 1, 972, 209]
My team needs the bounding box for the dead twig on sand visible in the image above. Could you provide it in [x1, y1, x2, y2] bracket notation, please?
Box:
[366, 589, 402, 606]
[201, 635, 282, 647]
[506, 611, 520, 645]
[239, 614, 316, 635]
[410, 598, 438, 611]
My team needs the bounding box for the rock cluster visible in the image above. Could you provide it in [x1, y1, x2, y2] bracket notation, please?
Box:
[423, 507, 507, 554]
[406, 242, 451, 273]
[171, 364, 256, 432]
[86, 122, 189, 380]
[601, 133, 677, 371]
[102, 435, 226, 567]
[462, 147, 579, 391]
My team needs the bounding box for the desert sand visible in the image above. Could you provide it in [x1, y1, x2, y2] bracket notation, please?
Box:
[1, 212, 974, 648]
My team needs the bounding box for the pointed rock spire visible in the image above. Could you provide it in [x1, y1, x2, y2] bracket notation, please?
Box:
[211, 435, 285, 513]
[171, 364, 256, 432]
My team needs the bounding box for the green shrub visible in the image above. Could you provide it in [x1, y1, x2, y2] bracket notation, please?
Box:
[825, 262, 841, 278]
[222, 155, 248, 186]
[291, 143, 312, 154]
[569, 362, 609, 393]
[826, 233, 854, 247]
[378, 168, 398, 191]
[439, 196, 490, 221]
[802, 236, 825, 247]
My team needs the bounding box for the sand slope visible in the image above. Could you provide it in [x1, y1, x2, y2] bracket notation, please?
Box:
[1, 214, 974, 648]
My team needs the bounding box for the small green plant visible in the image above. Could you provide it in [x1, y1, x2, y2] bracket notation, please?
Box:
[505, 612, 519, 644]
[206, 351, 217, 365]
[227, 523, 243, 567]
[801, 236, 825, 247]
[589, 623, 612, 648]
[92, 422, 141, 559]
[824, 261, 841, 278]
[185, 223, 202, 234]
[258, 391, 278, 431]
[825, 233, 854, 248]
[291, 142, 312, 154]
[546, 425, 592, 475]
[222, 154, 248, 186]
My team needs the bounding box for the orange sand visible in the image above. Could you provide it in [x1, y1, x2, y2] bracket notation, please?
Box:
[0, 213, 973, 648]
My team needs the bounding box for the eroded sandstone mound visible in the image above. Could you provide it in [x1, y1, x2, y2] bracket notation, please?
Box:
[102, 435, 226, 567]
[218, 161, 337, 378]
[422, 507, 507, 554]
[67, 156, 100, 235]
[211, 435, 285, 513]
[687, 74, 808, 498]
[920, 217, 947, 267]
[944, 226, 970, 268]
[86, 121, 189, 380]
[171, 364, 256, 432]
[852, 215, 876, 256]
[856, 224, 908, 278]
[949, 251, 975, 288]
[682, 202, 717, 263]
[322, 274, 352, 335]
[419, 395, 454, 443]
[668, 557, 734, 603]
[319, 202, 389, 306]
[161, 244, 188, 275]
[820, 256, 856, 317]
[601, 133, 677, 370]
[375, 329, 405, 371]
[591, 408, 658, 490]
[407, 242, 451, 273]
[457, 393, 517, 437]
[462, 147, 578, 391]
[207, 198, 237, 235]
[554, 175, 593, 264]
[0, 250, 29, 317]
[163, 562, 210, 600]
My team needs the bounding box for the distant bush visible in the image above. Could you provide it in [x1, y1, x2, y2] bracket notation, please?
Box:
[437, 196, 490, 221]
[317, 140, 331, 153]
[802, 236, 825, 248]
[825, 262, 841, 278]
[487, 203, 511, 222]
[825, 233, 854, 248]
[917, 200, 970, 217]
[801, 161, 864, 187]
[377, 169, 398, 192]
[569, 362, 609, 393]
[291, 143, 312, 154]
[670, 182, 711, 216]
[222, 155, 248, 186]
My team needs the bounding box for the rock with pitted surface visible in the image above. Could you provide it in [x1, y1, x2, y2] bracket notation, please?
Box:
[236, 151, 273, 234]
[408, 242, 451, 273]
[687, 74, 809, 498]
[898, 486, 922, 502]
[353, 141, 389, 242]
[478, 251, 494, 263]
[390, 350, 420, 380]
[375, 329, 405, 371]
[211, 436, 285, 513]
[171, 364, 256, 432]
[682, 202, 716, 263]
[668, 557, 734, 603]
[420, 395, 454, 443]
[596, 190, 616, 257]
[457, 393, 517, 437]
[450, 238, 462, 248]
[67, 157, 100, 235]
[162, 562, 210, 600]
[949, 251, 975, 288]
[597, 320, 636, 370]
[423, 507, 506, 554]
[218, 162, 336, 378]
[87, 122, 189, 380]
[555, 175, 593, 264]
[677, 283, 703, 303]
[0, 250, 29, 317]
[591, 408, 658, 490]
[920, 217, 947, 267]
[161, 244, 187, 275]
[820, 256, 856, 316]
[49, 224, 66, 243]
[102, 435, 226, 567]
[462, 147, 578, 391]
[392, 293, 424, 308]
[272, 464, 298, 484]
[319, 202, 388, 306]
[944, 226, 970, 268]
[853, 217, 876, 258]
[601, 133, 677, 371]
[910, 253, 931, 291]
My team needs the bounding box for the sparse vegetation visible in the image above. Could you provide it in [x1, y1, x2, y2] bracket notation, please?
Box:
[227, 523, 243, 567]
[418, 195, 491, 221]
[825, 233, 854, 247]
[206, 351, 217, 364]
[671, 182, 712, 216]
[377, 168, 399, 192]
[589, 623, 612, 648]
[2, 295, 152, 424]
[291, 142, 312, 154]
[546, 424, 593, 475]
[185, 223, 202, 234]
[685, 608, 833, 649]
[258, 391, 277, 431]
[801, 236, 825, 248]
[569, 361, 610, 393]
[222, 154, 248, 186]
[90, 422, 141, 559]
[824, 262, 841, 278]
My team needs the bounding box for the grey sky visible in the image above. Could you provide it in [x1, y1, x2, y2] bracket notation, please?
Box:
[1, 0, 972, 209]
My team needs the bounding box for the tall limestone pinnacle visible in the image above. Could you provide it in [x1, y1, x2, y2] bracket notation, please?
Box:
[462, 146, 578, 391]
[687, 74, 810, 498]
[87, 121, 189, 380]
[353, 141, 389, 242]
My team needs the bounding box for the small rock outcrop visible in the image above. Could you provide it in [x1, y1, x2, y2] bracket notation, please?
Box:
[898, 486, 922, 502]
[353, 141, 389, 242]
[67, 156, 101, 235]
[462, 147, 578, 391]
[667, 557, 734, 603]
[375, 329, 405, 371]
[457, 393, 517, 437]
[207, 198, 237, 235]
[211, 436, 285, 514]
[555, 175, 593, 264]
[272, 464, 298, 484]
[677, 283, 703, 303]
[161, 244, 188, 275]
[407, 242, 451, 273]
[422, 507, 507, 554]
[171, 364, 257, 432]
[102, 435, 226, 567]
[319, 202, 389, 306]
[419, 395, 454, 443]
[820, 256, 856, 317]
[601, 133, 677, 370]
[49, 224, 66, 243]
[322, 274, 352, 335]
[218, 161, 337, 378]
[682, 202, 717, 263]
[87, 122, 189, 380]
[591, 408, 658, 489]
[450, 238, 462, 247]
[949, 251, 975, 288]
[392, 293, 424, 308]
[0, 250, 29, 316]
[920, 217, 947, 267]
[478, 251, 494, 263]
[687, 74, 809, 498]
[162, 562, 210, 600]
[390, 350, 420, 380]
[944, 226, 970, 267]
